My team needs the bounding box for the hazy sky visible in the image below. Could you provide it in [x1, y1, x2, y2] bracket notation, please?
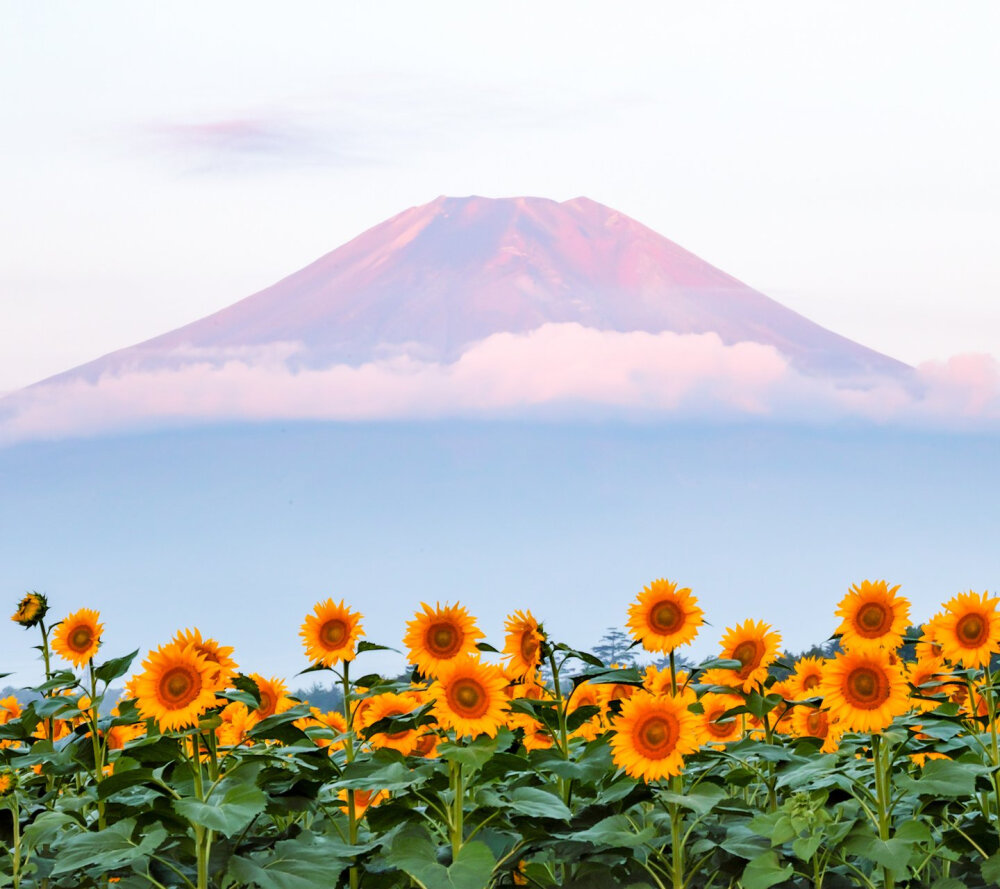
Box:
[3, 2, 999, 393]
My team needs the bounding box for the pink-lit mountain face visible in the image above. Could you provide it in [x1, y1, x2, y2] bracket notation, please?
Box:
[52, 195, 908, 382]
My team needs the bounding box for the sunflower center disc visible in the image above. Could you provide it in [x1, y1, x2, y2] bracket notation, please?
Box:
[69, 627, 93, 652]
[957, 613, 988, 646]
[806, 710, 826, 735]
[803, 674, 820, 690]
[650, 601, 682, 633]
[732, 641, 760, 677]
[160, 667, 199, 707]
[258, 693, 274, 717]
[857, 603, 889, 634]
[321, 619, 348, 647]
[638, 715, 676, 756]
[451, 679, 488, 717]
[428, 623, 461, 657]
[847, 667, 886, 707]
[707, 709, 734, 738]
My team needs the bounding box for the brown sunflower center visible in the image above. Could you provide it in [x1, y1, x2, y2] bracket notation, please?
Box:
[802, 674, 820, 691]
[427, 622, 463, 658]
[956, 613, 989, 647]
[856, 602, 891, 636]
[732, 641, 762, 678]
[68, 626, 94, 653]
[519, 631, 539, 664]
[805, 709, 828, 736]
[320, 619, 349, 648]
[635, 713, 679, 758]
[380, 708, 412, 741]
[650, 601, 683, 634]
[258, 691, 275, 717]
[448, 678, 489, 718]
[845, 666, 889, 709]
[706, 707, 736, 739]
[159, 666, 201, 709]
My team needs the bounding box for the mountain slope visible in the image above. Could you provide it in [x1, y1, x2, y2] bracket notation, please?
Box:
[45, 195, 909, 383]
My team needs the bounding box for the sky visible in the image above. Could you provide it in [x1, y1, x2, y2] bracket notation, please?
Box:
[2, 1, 1000, 395]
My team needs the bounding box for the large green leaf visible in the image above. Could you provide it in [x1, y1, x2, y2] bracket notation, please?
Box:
[94, 649, 139, 684]
[562, 815, 656, 849]
[174, 782, 267, 837]
[503, 786, 572, 820]
[50, 820, 167, 876]
[228, 833, 350, 889]
[386, 828, 496, 889]
[741, 851, 794, 889]
[897, 759, 987, 799]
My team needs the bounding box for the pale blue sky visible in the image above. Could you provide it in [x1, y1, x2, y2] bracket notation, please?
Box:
[2, 2, 999, 392]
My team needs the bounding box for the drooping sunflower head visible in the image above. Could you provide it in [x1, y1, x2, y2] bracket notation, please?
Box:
[429, 655, 507, 739]
[135, 641, 219, 731]
[502, 610, 544, 678]
[834, 580, 910, 653]
[51, 608, 103, 667]
[11, 591, 48, 628]
[717, 619, 782, 692]
[404, 602, 484, 678]
[818, 650, 909, 733]
[247, 673, 293, 721]
[626, 579, 704, 653]
[300, 599, 365, 667]
[609, 690, 700, 782]
[936, 591, 1000, 669]
[172, 628, 239, 691]
[788, 656, 826, 699]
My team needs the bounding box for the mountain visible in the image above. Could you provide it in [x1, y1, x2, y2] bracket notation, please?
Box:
[44, 195, 908, 384]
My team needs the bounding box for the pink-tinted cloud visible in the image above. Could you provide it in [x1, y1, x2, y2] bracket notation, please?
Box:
[1, 324, 998, 444]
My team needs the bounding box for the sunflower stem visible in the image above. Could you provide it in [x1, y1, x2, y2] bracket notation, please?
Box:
[88, 660, 106, 830]
[669, 775, 685, 889]
[546, 648, 571, 805]
[38, 620, 57, 793]
[341, 661, 360, 889]
[450, 757, 465, 861]
[983, 664, 1000, 832]
[872, 733, 894, 889]
[9, 792, 21, 889]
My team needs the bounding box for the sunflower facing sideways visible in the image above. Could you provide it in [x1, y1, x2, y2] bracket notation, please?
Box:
[300, 599, 364, 667]
[51, 608, 103, 667]
[502, 610, 544, 678]
[610, 690, 700, 781]
[834, 580, 910, 654]
[135, 641, 219, 731]
[935, 590, 1000, 669]
[11, 591, 48, 628]
[172, 627, 238, 691]
[706, 619, 782, 693]
[626, 579, 704, 653]
[818, 649, 909, 733]
[429, 655, 508, 739]
[404, 602, 484, 677]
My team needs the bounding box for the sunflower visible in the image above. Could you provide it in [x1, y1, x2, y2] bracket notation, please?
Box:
[429, 656, 508, 739]
[135, 642, 219, 731]
[906, 658, 949, 713]
[340, 788, 389, 819]
[247, 674, 294, 721]
[626, 579, 704, 653]
[0, 696, 22, 725]
[610, 690, 699, 781]
[0, 770, 15, 796]
[791, 706, 842, 753]
[11, 591, 48, 628]
[936, 591, 1000, 669]
[507, 710, 554, 751]
[412, 729, 441, 759]
[300, 599, 364, 667]
[51, 608, 103, 667]
[404, 602, 484, 677]
[567, 680, 606, 741]
[301, 709, 348, 752]
[818, 650, 909, 733]
[360, 691, 424, 754]
[171, 628, 238, 691]
[105, 707, 145, 750]
[715, 619, 782, 693]
[788, 656, 825, 699]
[217, 702, 255, 747]
[696, 692, 745, 747]
[835, 580, 910, 654]
[915, 613, 946, 661]
[502, 610, 544, 679]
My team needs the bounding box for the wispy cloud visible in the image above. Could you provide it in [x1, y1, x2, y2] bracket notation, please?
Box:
[2, 324, 998, 445]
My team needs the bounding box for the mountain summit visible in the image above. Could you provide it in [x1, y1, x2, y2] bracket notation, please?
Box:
[50, 195, 907, 383]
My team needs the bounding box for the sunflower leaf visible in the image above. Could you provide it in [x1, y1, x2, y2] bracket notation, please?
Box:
[94, 649, 139, 684]
[174, 782, 267, 837]
[357, 641, 397, 654]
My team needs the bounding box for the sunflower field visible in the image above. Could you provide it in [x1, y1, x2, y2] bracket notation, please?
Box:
[3, 582, 1000, 889]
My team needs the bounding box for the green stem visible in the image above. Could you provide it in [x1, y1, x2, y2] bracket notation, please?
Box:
[189, 734, 213, 889]
[872, 733, 894, 889]
[341, 662, 359, 889]
[983, 665, 1000, 833]
[546, 649, 571, 805]
[450, 758, 465, 861]
[10, 794, 21, 889]
[88, 661, 107, 830]
[669, 775, 685, 889]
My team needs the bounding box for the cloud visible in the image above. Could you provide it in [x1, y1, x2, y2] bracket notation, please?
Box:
[1, 324, 998, 444]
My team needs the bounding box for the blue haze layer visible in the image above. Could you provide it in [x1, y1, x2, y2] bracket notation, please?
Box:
[1, 422, 997, 686]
